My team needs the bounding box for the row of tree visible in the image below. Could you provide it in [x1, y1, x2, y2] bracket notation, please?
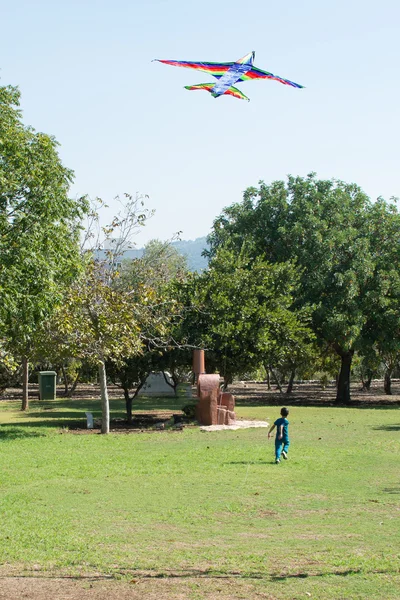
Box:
[2, 83, 400, 435]
[205, 174, 400, 402]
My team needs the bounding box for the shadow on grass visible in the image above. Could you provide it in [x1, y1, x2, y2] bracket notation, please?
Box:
[128, 396, 189, 411]
[1, 566, 394, 582]
[372, 424, 400, 431]
[17, 410, 102, 420]
[0, 427, 46, 440]
[24, 396, 187, 413]
[3, 419, 89, 429]
[270, 568, 364, 581]
[26, 399, 104, 412]
[382, 487, 400, 494]
[1, 396, 189, 435]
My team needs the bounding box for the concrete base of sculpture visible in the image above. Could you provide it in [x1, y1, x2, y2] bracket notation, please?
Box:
[200, 420, 269, 432]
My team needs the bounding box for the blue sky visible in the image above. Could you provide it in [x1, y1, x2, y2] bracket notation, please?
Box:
[1, 0, 399, 246]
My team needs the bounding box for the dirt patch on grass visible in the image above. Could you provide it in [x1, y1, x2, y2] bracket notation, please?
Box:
[64, 412, 190, 435]
[257, 510, 278, 518]
[0, 575, 278, 600]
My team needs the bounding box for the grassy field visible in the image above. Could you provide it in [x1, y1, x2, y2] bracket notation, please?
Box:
[0, 393, 399, 599]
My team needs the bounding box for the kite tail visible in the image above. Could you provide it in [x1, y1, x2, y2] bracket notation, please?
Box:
[184, 83, 250, 101]
[184, 83, 215, 94]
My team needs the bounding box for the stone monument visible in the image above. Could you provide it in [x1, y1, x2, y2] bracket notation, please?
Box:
[137, 372, 175, 396]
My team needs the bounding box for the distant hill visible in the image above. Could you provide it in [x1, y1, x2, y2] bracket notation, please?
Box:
[171, 236, 209, 272]
[96, 236, 209, 272]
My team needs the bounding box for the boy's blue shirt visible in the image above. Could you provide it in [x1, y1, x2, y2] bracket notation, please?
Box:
[274, 417, 289, 439]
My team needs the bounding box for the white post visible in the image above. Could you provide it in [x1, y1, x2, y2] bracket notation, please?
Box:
[98, 360, 110, 434]
[85, 412, 94, 429]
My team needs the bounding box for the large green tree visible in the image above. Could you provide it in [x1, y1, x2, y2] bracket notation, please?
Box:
[207, 174, 399, 402]
[0, 84, 88, 409]
[193, 248, 314, 388]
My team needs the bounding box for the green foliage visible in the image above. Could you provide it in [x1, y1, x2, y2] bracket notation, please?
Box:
[45, 261, 143, 365]
[181, 402, 197, 419]
[118, 237, 188, 292]
[359, 199, 400, 386]
[106, 352, 156, 403]
[0, 360, 19, 393]
[0, 84, 88, 408]
[192, 247, 314, 386]
[110, 238, 194, 416]
[207, 174, 400, 401]
[208, 174, 372, 350]
[47, 233, 190, 425]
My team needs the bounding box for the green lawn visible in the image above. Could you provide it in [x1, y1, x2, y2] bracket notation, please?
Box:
[0, 396, 399, 599]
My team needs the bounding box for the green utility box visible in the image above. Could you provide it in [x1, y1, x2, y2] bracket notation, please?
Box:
[38, 371, 57, 400]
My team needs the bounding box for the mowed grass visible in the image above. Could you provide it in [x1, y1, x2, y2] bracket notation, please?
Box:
[0, 395, 399, 599]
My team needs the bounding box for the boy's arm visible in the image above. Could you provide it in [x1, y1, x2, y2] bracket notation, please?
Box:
[278, 424, 284, 439]
[267, 423, 276, 439]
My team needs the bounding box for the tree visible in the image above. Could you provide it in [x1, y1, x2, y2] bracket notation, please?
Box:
[109, 239, 192, 421]
[106, 352, 154, 422]
[118, 237, 187, 289]
[194, 248, 313, 389]
[46, 261, 144, 433]
[0, 84, 88, 409]
[261, 309, 317, 394]
[42, 207, 186, 431]
[207, 174, 399, 402]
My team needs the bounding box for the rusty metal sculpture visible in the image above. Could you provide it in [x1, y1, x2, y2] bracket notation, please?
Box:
[193, 351, 236, 426]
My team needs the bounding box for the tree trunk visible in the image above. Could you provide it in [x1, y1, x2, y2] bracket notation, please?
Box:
[223, 374, 232, 391]
[69, 371, 80, 397]
[335, 350, 354, 403]
[162, 370, 178, 396]
[265, 368, 271, 390]
[362, 370, 373, 391]
[170, 369, 180, 397]
[124, 387, 133, 424]
[61, 365, 69, 396]
[286, 369, 296, 394]
[384, 369, 392, 395]
[132, 380, 145, 399]
[98, 360, 110, 434]
[366, 372, 373, 390]
[270, 367, 283, 393]
[21, 356, 29, 411]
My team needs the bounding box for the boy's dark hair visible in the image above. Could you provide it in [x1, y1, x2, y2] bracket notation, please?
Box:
[280, 407, 289, 417]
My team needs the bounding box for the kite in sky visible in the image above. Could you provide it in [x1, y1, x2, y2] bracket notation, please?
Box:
[153, 51, 304, 102]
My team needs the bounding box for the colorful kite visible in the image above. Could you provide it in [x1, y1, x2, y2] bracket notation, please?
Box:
[153, 51, 304, 101]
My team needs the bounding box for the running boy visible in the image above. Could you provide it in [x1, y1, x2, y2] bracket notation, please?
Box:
[268, 407, 290, 464]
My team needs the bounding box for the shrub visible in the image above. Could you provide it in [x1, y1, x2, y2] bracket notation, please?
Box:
[182, 403, 197, 420]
